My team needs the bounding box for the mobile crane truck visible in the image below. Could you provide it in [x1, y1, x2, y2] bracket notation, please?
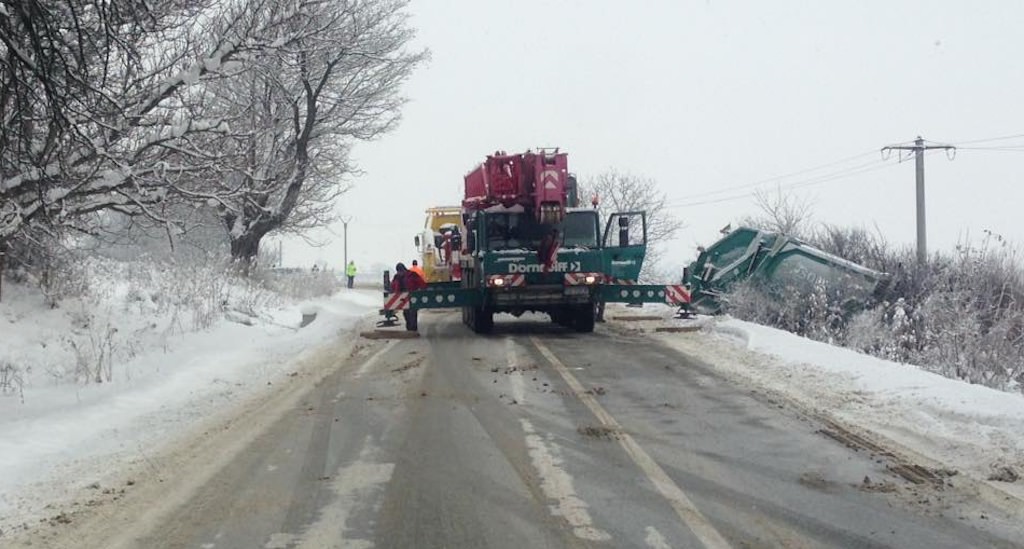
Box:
[382, 149, 690, 333]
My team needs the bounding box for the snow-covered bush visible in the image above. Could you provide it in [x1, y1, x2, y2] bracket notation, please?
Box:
[255, 267, 343, 300]
[0, 359, 25, 402]
[724, 278, 847, 343]
[1, 230, 90, 308]
[2, 206, 340, 390]
[898, 239, 1024, 389]
[25, 252, 292, 385]
[729, 224, 1024, 392]
[844, 298, 918, 363]
[62, 319, 118, 384]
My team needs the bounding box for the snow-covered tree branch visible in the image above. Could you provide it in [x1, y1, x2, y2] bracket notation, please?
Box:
[740, 187, 814, 237]
[175, 0, 425, 265]
[0, 0, 425, 278]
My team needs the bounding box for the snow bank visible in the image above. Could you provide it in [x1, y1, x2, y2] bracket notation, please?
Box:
[0, 275, 378, 529]
[652, 313, 1024, 501]
[732, 318, 1024, 428]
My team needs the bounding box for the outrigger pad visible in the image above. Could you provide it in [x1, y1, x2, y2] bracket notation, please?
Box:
[377, 308, 400, 327]
[360, 330, 420, 339]
[654, 325, 701, 333]
[610, 315, 663, 321]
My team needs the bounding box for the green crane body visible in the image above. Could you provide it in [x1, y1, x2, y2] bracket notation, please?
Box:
[381, 149, 689, 333]
[684, 227, 889, 314]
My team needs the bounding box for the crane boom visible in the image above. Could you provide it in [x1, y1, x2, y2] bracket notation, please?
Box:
[462, 149, 572, 224]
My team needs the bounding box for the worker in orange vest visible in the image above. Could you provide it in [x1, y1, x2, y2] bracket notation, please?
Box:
[409, 259, 426, 280]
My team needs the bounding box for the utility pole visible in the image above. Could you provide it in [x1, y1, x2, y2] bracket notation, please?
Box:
[882, 136, 955, 264]
[0, 241, 5, 302]
[341, 215, 352, 269]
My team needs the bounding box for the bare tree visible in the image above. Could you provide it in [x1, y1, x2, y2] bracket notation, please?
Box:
[740, 187, 814, 236]
[186, 0, 426, 266]
[579, 170, 682, 280]
[0, 0, 423, 290]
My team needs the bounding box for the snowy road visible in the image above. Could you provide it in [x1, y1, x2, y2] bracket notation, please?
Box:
[18, 311, 1024, 548]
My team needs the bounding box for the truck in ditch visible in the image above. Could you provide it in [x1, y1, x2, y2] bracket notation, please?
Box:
[682, 226, 889, 315]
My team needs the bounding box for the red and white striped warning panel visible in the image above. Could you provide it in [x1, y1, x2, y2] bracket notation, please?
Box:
[664, 285, 691, 304]
[487, 274, 525, 288]
[564, 272, 603, 286]
[606, 278, 638, 285]
[384, 292, 411, 310]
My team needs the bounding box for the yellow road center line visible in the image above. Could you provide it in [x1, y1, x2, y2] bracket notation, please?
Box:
[530, 336, 733, 549]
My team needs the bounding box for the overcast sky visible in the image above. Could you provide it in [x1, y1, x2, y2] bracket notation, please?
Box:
[280, 0, 1024, 275]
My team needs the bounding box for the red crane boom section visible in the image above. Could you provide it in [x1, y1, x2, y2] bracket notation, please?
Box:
[462, 150, 569, 224]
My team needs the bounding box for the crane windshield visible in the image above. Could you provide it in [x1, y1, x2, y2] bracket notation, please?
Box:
[484, 211, 599, 251]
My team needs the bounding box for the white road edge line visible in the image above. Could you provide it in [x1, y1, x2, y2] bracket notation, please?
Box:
[645, 525, 672, 549]
[520, 418, 611, 542]
[506, 337, 527, 404]
[530, 336, 733, 549]
[293, 435, 394, 549]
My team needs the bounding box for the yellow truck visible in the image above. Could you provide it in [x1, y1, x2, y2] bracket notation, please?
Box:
[414, 206, 464, 283]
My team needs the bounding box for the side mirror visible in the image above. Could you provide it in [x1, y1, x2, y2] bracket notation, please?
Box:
[618, 216, 630, 247]
[414, 235, 421, 248]
[566, 174, 579, 207]
[467, 230, 477, 252]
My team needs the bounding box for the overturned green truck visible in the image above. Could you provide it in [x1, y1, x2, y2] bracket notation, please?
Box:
[683, 226, 889, 315]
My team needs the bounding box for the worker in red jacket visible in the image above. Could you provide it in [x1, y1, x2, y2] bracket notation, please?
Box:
[391, 262, 427, 331]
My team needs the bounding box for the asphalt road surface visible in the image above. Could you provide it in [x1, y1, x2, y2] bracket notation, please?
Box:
[77, 312, 1024, 548]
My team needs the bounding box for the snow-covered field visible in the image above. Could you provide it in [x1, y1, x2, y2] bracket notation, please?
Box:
[0, 271, 379, 534]
[646, 310, 1024, 507]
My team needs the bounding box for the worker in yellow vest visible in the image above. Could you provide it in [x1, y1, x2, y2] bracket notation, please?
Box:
[345, 261, 357, 289]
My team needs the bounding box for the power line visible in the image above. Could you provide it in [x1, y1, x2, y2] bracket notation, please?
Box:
[949, 132, 1024, 146]
[665, 158, 902, 209]
[665, 147, 951, 210]
[784, 161, 899, 191]
[674, 150, 879, 201]
[957, 146, 1024, 152]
